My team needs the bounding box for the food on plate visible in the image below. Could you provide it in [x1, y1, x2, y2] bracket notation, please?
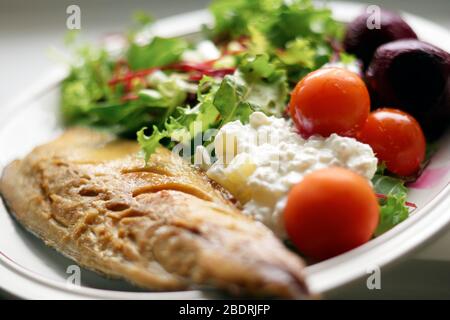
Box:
[289, 67, 370, 138]
[344, 9, 417, 69]
[61, 0, 344, 138]
[366, 39, 450, 139]
[2, 0, 447, 298]
[43, 0, 441, 258]
[0, 128, 309, 298]
[284, 167, 379, 261]
[206, 112, 378, 237]
[371, 173, 412, 236]
[358, 108, 426, 177]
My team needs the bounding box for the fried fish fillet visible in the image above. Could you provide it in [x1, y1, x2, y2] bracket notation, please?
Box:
[0, 128, 308, 298]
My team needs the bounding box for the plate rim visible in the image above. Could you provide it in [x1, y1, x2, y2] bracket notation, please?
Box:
[1, 2, 450, 299]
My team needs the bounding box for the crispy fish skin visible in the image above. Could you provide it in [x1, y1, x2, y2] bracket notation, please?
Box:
[0, 128, 308, 298]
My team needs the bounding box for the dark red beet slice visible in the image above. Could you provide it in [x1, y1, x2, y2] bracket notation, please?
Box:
[344, 9, 417, 70]
[366, 39, 450, 140]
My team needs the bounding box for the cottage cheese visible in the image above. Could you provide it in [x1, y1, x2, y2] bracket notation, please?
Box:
[206, 112, 378, 237]
[181, 40, 221, 63]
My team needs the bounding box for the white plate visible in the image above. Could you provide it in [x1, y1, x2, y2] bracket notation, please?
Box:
[1, 2, 450, 299]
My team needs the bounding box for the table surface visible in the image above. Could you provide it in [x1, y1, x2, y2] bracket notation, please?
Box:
[1, 0, 450, 299]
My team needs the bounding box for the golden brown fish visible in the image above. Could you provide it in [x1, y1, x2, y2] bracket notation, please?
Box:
[0, 128, 308, 298]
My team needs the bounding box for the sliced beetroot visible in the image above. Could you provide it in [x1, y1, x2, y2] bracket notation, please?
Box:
[344, 9, 417, 69]
[366, 39, 450, 139]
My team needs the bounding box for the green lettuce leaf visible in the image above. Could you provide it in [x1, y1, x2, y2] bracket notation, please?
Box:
[138, 75, 189, 125]
[276, 38, 316, 68]
[266, 2, 343, 48]
[376, 195, 410, 237]
[62, 54, 191, 136]
[234, 54, 288, 116]
[61, 46, 116, 123]
[213, 75, 253, 124]
[137, 76, 221, 162]
[137, 54, 289, 161]
[137, 126, 169, 163]
[127, 37, 188, 70]
[372, 174, 410, 236]
[62, 13, 190, 136]
[209, 0, 344, 85]
[209, 0, 283, 40]
[132, 11, 154, 26]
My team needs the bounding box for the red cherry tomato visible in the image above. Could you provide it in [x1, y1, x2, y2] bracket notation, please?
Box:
[358, 108, 426, 176]
[284, 167, 379, 261]
[289, 67, 370, 138]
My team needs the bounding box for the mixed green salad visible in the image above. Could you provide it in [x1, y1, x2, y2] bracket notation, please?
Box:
[60, 0, 431, 255]
[62, 0, 344, 144]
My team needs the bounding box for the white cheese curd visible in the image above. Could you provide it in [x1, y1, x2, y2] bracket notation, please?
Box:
[182, 40, 221, 63]
[206, 112, 378, 237]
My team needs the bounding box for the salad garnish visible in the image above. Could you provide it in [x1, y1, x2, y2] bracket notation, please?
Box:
[60, 0, 446, 258]
[62, 0, 343, 140]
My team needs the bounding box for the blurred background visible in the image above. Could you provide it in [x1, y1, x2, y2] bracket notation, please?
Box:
[0, 0, 449, 299]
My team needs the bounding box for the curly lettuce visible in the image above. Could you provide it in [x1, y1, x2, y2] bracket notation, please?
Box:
[61, 37, 190, 136]
[137, 54, 288, 162]
[209, 0, 344, 83]
[372, 174, 410, 236]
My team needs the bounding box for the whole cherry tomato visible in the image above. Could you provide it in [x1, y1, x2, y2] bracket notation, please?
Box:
[358, 108, 426, 176]
[284, 167, 379, 261]
[289, 68, 370, 138]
